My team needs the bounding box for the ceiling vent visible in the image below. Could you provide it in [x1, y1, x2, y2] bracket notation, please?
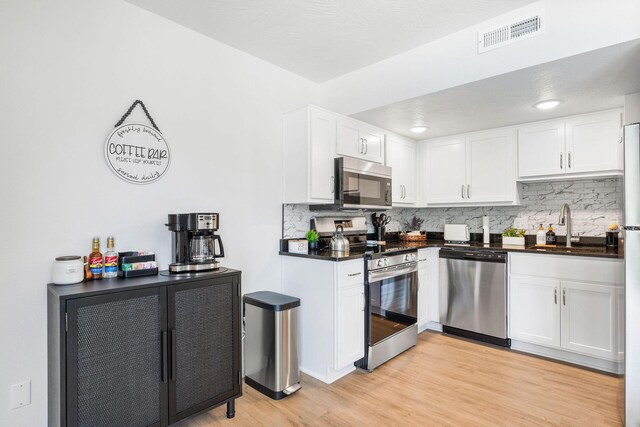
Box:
[478, 12, 545, 53]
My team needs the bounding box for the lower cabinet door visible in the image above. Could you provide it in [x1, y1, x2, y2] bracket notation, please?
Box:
[509, 275, 561, 348]
[66, 287, 167, 427]
[168, 277, 241, 423]
[560, 280, 619, 360]
[417, 262, 429, 328]
[335, 284, 365, 369]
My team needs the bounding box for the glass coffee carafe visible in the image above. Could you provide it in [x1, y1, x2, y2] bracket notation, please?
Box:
[189, 235, 216, 263]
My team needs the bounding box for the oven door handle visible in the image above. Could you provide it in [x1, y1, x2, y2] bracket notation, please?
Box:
[368, 263, 417, 282]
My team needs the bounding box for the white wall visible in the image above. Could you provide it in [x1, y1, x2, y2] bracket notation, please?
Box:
[0, 1, 317, 425]
[625, 93, 640, 124]
[319, 0, 640, 115]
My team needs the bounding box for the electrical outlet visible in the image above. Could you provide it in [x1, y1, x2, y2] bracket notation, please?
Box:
[10, 380, 31, 409]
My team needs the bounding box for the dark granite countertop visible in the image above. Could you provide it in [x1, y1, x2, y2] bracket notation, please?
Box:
[279, 240, 623, 261]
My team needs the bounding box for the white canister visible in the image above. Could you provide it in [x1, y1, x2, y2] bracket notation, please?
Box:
[288, 239, 309, 254]
[52, 256, 84, 285]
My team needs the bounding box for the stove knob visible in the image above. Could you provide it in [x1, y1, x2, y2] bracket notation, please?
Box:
[404, 254, 411, 262]
[411, 254, 416, 261]
[377, 260, 383, 267]
[384, 258, 389, 266]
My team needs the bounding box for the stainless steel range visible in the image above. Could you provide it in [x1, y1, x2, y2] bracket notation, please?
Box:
[357, 249, 418, 371]
[311, 216, 419, 371]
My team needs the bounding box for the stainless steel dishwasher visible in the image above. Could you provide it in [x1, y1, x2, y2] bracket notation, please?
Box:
[439, 248, 510, 347]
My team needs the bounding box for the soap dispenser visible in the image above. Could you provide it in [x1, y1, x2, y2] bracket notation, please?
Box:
[546, 224, 557, 245]
[536, 224, 546, 245]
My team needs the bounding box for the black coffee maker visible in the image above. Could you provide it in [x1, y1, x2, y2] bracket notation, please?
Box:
[166, 213, 225, 273]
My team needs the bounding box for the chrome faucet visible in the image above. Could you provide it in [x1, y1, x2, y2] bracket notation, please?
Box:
[559, 204, 572, 247]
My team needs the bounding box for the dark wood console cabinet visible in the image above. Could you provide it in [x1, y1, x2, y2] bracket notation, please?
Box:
[48, 270, 242, 427]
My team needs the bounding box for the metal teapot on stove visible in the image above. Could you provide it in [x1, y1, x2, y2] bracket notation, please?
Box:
[330, 225, 350, 253]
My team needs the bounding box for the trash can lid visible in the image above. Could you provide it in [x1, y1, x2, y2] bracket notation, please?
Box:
[243, 291, 300, 311]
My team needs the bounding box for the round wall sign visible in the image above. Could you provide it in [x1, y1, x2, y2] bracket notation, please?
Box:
[104, 123, 171, 184]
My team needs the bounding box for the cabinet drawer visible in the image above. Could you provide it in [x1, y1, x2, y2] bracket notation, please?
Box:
[336, 259, 365, 288]
[510, 253, 623, 285]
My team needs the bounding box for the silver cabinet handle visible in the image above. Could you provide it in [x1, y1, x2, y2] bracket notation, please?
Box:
[461, 184, 465, 199]
[467, 184, 470, 199]
[400, 185, 403, 199]
[560, 153, 563, 169]
[418, 258, 427, 262]
[563, 289, 566, 306]
[331, 176, 334, 193]
[554, 287, 558, 304]
[568, 152, 571, 169]
[359, 138, 364, 154]
[348, 272, 362, 277]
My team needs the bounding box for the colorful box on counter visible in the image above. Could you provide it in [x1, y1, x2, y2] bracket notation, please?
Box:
[117, 251, 158, 278]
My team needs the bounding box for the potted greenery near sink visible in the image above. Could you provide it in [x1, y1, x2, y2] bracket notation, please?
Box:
[305, 229, 319, 250]
[502, 227, 526, 246]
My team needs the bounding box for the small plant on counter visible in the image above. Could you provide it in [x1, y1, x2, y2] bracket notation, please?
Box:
[305, 229, 318, 242]
[502, 227, 526, 237]
[305, 229, 319, 250]
[402, 215, 424, 231]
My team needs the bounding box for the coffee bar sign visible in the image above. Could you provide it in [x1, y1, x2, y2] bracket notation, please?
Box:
[105, 123, 171, 184]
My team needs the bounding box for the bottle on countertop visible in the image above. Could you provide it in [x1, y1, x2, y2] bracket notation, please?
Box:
[83, 256, 93, 282]
[103, 236, 118, 278]
[536, 224, 546, 245]
[89, 237, 103, 280]
[546, 224, 557, 245]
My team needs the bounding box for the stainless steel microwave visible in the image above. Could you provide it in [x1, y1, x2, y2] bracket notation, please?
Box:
[311, 157, 392, 211]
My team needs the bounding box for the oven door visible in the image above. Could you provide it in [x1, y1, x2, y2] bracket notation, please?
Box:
[367, 263, 418, 346]
[337, 157, 392, 209]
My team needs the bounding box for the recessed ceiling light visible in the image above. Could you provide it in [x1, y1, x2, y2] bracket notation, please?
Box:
[411, 126, 429, 133]
[533, 99, 564, 110]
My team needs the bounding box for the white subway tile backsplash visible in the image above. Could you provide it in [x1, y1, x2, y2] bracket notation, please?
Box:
[282, 178, 623, 239]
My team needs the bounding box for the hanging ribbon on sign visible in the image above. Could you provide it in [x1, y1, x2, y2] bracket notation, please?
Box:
[104, 100, 171, 185]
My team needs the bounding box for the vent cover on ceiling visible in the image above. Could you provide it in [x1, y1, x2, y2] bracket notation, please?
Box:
[478, 12, 545, 53]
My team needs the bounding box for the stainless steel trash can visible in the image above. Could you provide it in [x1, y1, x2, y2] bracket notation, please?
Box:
[243, 291, 301, 399]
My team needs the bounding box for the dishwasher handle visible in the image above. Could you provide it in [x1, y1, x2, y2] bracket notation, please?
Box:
[439, 249, 506, 263]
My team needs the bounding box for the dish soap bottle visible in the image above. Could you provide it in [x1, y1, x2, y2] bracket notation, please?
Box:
[536, 224, 546, 245]
[546, 224, 557, 245]
[103, 236, 118, 278]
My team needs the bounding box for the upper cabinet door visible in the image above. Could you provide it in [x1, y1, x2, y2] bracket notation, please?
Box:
[517, 120, 565, 178]
[426, 138, 467, 204]
[386, 134, 416, 205]
[359, 126, 385, 164]
[310, 109, 337, 201]
[336, 117, 363, 159]
[565, 110, 622, 174]
[337, 117, 385, 164]
[466, 129, 515, 203]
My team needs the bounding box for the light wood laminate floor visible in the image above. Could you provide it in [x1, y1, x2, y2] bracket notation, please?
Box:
[180, 331, 623, 426]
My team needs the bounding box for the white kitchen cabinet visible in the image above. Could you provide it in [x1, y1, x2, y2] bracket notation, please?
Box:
[510, 274, 561, 348]
[517, 109, 622, 180]
[337, 117, 385, 164]
[560, 280, 619, 360]
[517, 119, 565, 178]
[282, 256, 365, 384]
[425, 137, 466, 203]
[424, 128, 518, 205]
[565, 110, 622, 174]
[335, 284, 365, 368]
[509, 253, 624, 370]
[466, 129, 516, 203]
[284, 105, 337, 203]
[385, 133, 417, 205]
[417, 249, 429, 330]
